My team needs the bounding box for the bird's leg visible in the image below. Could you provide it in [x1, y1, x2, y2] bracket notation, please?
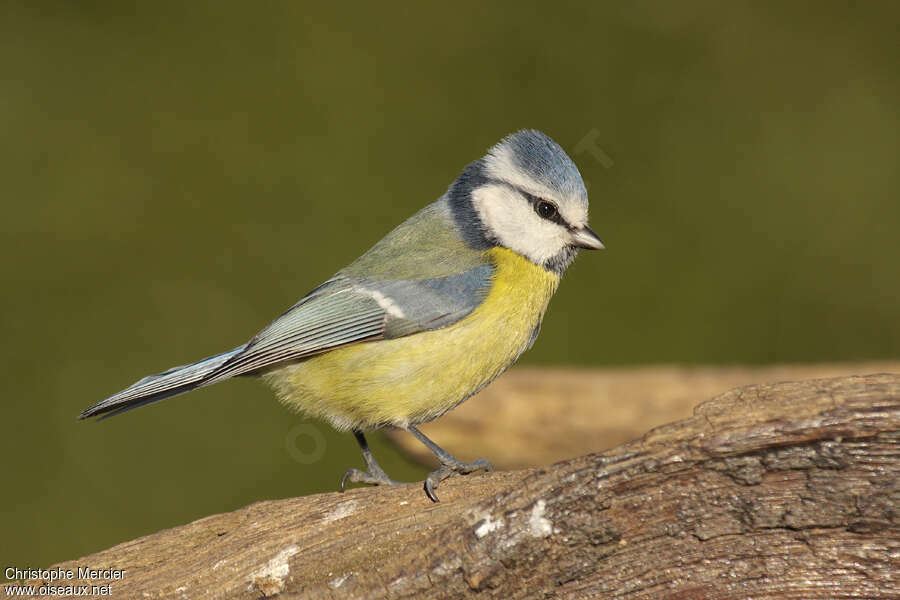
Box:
[340, 430, 401, 491]
[405, 425, 493, 502]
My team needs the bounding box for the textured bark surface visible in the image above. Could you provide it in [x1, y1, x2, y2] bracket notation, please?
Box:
[21, 373, 899, 599]
[387, 361, 900, 469]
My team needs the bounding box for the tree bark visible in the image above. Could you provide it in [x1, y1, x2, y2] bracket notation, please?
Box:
[386, 361, 900, 469]
[20, 373, 899, 599]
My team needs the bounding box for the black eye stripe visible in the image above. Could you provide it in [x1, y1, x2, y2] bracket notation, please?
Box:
[519, 189, 566, 226]
[489, 181, 570, 227]
[519, 189, 543, 205]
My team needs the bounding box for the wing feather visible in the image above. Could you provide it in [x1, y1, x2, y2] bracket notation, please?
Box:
[206, 264, 494, 381]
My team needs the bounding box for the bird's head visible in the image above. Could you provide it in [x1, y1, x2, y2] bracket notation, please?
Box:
[448, 129, 604, 273]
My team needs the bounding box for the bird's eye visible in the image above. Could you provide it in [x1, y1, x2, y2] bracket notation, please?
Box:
[535, 200, 558, 220]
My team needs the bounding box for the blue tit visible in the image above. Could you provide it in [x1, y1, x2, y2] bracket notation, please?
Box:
[80, 129, 605, 501]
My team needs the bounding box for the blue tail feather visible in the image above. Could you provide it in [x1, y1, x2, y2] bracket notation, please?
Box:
[79, 345, 246, 420]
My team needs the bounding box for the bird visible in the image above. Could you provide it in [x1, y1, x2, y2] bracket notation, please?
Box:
[80, 129, 605, 502]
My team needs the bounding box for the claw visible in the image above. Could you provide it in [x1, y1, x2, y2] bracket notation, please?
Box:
[340, 467, 399, 492]
[424, 473, 441, 503]
[423, 458, 493, 502]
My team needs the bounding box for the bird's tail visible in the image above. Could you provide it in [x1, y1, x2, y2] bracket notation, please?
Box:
[79, 345, 247, 420]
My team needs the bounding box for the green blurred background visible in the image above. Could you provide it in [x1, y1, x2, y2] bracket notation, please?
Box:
[2, 1, 898, 572]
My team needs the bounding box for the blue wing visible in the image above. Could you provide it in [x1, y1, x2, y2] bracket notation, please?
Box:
[207, 264, 494, 380]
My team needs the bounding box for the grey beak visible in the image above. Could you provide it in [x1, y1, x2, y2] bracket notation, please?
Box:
[571, 225, 605, 250]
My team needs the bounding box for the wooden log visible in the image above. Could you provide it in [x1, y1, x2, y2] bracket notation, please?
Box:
[17, 373, 899, 598]
[386, 362, 900, 468]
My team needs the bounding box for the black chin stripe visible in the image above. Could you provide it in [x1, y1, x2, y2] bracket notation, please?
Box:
[544, 246, 579, 274]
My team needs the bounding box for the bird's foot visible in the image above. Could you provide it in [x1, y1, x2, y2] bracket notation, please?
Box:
[425, 457, 493, 502]
[340, 467, 400, 492]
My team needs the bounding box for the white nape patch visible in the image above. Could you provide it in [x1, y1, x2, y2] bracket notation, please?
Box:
[249, 545, 300, 596]
[357, 287, 406, 319]
[472, 184, 569, 265]
[529, 499, 553, 538]
[474, 513, 505, 538]
[324, 499, 359, 523]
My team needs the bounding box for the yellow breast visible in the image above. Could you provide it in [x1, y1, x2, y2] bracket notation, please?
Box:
[263, 247, 560, 430]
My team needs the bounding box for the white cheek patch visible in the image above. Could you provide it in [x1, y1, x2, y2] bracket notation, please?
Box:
[472, 184, 569, 265]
